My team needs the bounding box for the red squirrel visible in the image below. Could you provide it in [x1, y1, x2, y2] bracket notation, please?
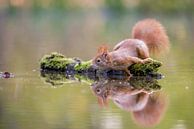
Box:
[92, 19, 169, 75]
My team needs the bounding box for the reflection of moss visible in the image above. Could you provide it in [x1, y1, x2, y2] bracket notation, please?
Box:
[74, 74, 93, 85]
[40, 71, 72, 86]
[40, 52, 162, 76]
[98, 77, 161, 92]
[40, 71, 161, 91]
[130, 76, 161, 91]
[40, 71, 94, 86]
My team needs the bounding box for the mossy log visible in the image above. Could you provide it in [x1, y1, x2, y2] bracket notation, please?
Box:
[40, 52, 162, 76]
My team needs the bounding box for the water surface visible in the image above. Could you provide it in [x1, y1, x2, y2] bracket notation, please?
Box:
[0, 12, 194, 129]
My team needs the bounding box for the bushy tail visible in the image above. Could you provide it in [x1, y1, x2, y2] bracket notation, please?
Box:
[132, 19, 169, 55]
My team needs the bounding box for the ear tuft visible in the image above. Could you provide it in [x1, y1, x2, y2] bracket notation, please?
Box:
[97, 45, 108, 54]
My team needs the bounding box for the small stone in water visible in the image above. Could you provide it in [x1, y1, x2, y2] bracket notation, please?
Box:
[3, 72, 10, 78]
[0, 72, 14, 79]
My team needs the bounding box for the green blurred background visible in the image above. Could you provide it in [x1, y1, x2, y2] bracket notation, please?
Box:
[0, 0, 194, 129]
[1, 0, 194, 13]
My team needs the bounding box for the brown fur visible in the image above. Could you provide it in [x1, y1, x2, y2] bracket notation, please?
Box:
[132, 19, 169, 55]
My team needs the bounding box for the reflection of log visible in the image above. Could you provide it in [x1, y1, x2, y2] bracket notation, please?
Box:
[40, 71, 161, 91]
[40, 52, 162, 76]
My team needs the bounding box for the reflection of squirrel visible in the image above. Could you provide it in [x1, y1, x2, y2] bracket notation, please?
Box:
[132, 93, 167, 128]
[92, 19, 169, 75]
[91, 79, 150, 107]
[91, 79, 167, 127]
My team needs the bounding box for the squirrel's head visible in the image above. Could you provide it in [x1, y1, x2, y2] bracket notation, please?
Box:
[92, 46, 112, 69]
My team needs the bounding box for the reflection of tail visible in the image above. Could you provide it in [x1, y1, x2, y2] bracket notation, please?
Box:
[132, 92, 167, 127]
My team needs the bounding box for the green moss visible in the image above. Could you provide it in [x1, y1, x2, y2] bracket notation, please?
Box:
[129, 60, 162, 76]
[74, 60, 92, 71]
[40, 52, 75, 71]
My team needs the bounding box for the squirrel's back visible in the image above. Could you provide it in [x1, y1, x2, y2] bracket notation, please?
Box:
[132, 19, 169, 55]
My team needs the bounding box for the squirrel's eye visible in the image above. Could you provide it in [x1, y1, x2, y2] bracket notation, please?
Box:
[96, 88, 101, 94]
[97, 59, 101, 63]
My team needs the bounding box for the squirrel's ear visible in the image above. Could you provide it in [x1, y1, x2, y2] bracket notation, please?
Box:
[98, 45, 108, 54]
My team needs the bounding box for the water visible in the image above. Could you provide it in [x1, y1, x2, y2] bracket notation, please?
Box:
[0, 11, 194, 129]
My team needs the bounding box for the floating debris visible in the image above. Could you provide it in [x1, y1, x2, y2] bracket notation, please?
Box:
[0, 72, 14, 79]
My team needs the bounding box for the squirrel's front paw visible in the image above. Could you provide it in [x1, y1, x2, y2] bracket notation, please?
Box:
[143, 58, 153, 64]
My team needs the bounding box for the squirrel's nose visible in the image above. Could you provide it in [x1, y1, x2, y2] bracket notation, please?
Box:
[92, 64, 99, 69]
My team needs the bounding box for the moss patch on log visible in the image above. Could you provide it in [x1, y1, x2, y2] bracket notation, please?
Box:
[74, 60, 92, 71]
[40, 52, 75, 71]
[129, 60, 162, 76]
[40, 52, 162, 76]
